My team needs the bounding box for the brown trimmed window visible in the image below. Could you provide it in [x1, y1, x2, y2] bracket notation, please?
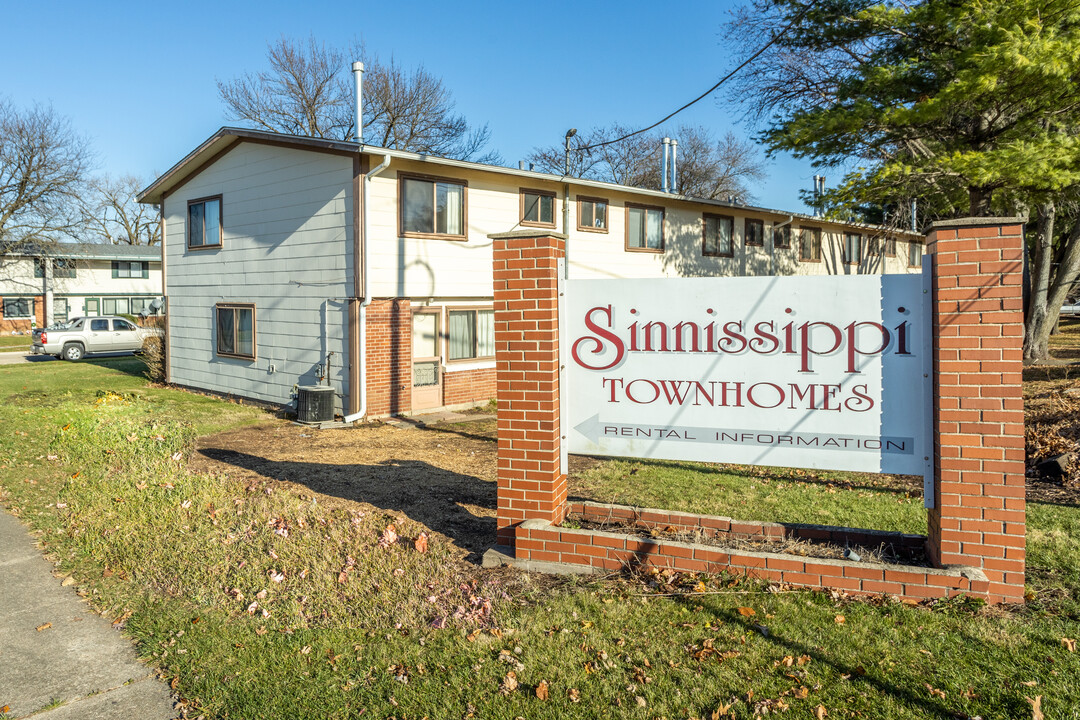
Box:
[703, 214, 734, 257]
[773, 224, 792, 249]
[844, 233, 862, 265]
[800, 227, 822, 262]
[909, 242, 923, 268]
[447, 308, 494, 361]
[188, 196, 222, 249]
[577, 196, 608, 232]
[868, 236, 881, 256]
[745, 218, 764, 247]
[216, 303, 255, 360]
[400, 173, 467, 240]
[884, 237, 897, 257]
[626, 203, 664, 251]
[520, 188, 556, 228]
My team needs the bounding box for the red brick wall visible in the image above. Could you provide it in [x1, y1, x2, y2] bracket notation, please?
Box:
[492, 232, 567, 545]
[365, 298, 412, 417]
[443, 367, 496, 407]
[926, 219, 1026, 603]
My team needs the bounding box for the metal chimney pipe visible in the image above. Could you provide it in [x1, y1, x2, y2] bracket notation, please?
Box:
[670, 139, 678, 194]
[519, 161, 526, 170]
[661, 138, 670, 193]
[352, 62, 364, 143]
[911, 198, 918, 232]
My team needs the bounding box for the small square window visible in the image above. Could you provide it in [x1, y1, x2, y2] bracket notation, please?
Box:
[626, 204, 664, 252]
[577, 197, 608, 232]
[800, 228, 822, 262]
[703, 214, 734, 257]
[400, 174, 467, 239]
[520, 189, 556, 228]
[188, 196, 223, 249]
[447, 308, 495, 361]
[216, 303, 255, 360]
[745, 219, 764, 247]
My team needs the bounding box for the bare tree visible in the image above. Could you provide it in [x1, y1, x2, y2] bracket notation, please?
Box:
[81, 175, 161, 245]
[0, 99, 90, 252]
[527, 124, 766, 201]
[218, 36, 499, 162]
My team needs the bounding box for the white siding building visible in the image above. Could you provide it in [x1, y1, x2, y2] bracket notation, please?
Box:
[139, 128, 924, 418]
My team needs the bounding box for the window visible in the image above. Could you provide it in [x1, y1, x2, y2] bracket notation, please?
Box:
[577, 197, 608, 232]
[34, 259, 45, 279]
[909, 242, 923, 268]
[626, 204, 664, 252]
[132, 297, 156, 315]
[113, 319, 137, 332]
[400, 174, 466, 239]
[188, 196, 222, 249]
[884, 237, 897, 257]
[745, 219, 764, 247]
[520, 189, 556, 228]
[448, 309, 495, 361]
[35, 259, 77, 279]
[90, 318, 109, 332]
[85, 298, 100, 316]
[216, 304, 255, 360]
[800, 227, 822, 262]
[112, 261, 148, 279]
[102, 297, 130, 315]
[703, 214, 734, 257]
[844, 233, 862, 265]
[3, 298, 33, 319]
[773, 224, 792, 249]
[54, 298, 69, 321]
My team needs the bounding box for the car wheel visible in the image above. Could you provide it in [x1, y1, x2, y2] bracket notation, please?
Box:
[62, 343, 84, 361]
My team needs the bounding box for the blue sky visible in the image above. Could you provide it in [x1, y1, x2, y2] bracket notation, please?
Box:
[2, 0, 824, 212]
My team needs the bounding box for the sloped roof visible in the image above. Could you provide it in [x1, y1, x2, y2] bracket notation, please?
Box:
[6, 242, 161, 262]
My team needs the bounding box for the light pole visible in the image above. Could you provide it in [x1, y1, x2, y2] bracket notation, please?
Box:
[564, 128, 577, 176]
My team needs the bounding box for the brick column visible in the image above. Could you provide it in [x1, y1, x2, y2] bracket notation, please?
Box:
[926, 218, 1026, 603]
[490, 231, 567, 546]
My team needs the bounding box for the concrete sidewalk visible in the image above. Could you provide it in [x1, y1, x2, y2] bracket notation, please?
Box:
[0, 510, 176, 719]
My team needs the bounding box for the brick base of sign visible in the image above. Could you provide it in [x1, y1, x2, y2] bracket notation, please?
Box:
[568, 501, 926, 557]
[514, 513, 990, 601]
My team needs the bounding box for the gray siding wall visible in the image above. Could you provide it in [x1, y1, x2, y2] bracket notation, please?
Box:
[163, 142, 354, 412]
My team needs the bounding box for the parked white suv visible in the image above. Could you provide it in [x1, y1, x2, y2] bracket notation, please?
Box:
[32, 316, 162, 361]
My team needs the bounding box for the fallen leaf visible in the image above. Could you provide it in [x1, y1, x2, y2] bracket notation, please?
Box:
[834, 615, 845, 625]
[535, 680, 549, 700]
[377, 524, 399, 548]
[255, 626, 268, 636]
[794, 686, 809, 699]
[35, 622, 52, 632]
[499, 670, 518, 695]
[568, 688, 580, 703]
[1026, 695, 1043, 720]
[781, 655, 794, 667]
[797, 655, 811, 665]
[300, 645, 312, 655]
[414, 532, 429, 553]
[636, 696, 647, 708]
[1020, 681, 1038, 687]
[61, 576, 75, 587]
[1, 704, 10, 714]
[1063, 637, 1076, 652]
[737, 606, 756, 617]
[170, 676, 179, 690]
[925, 684, 945, 699]
[815, 705, 827, 720]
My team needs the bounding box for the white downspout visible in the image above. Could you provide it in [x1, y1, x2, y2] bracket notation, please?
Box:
[344, 152, 391, 424]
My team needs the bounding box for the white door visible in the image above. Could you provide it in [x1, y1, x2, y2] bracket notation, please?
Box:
[411, 311, 442, 411]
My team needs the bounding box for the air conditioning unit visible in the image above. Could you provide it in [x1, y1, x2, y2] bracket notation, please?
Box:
[297, 385, 335, 423]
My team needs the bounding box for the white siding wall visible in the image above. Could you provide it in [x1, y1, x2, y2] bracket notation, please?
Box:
[364, 160, 923, 299]
[164, 143, 354, 411]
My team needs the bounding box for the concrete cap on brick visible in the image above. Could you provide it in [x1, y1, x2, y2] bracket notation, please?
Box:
[487, 230, 569, 240]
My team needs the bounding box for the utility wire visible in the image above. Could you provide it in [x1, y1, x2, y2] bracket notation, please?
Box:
[576, 1, 818, 153]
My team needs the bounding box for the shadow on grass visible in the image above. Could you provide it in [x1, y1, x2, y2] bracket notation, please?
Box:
[197, 448, 497, 562]
[84, 355, 150, 379]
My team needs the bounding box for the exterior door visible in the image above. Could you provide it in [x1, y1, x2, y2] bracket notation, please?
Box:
[411, 310, 443, 411]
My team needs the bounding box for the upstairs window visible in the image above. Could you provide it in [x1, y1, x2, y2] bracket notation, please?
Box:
[112, 261, 149, 279]
[844, 233, 862, 265]
[520, 189, 556, 228]
[773, 224, 792, 249]
[884, 237, 897, 257]
[400, 174, 466, 239]
[800, 227, 822, 262]
[626, 204, 664, 252]
[703, 214, 734, 257]
[448, 308, 495, 361]
[744, 218, 764, 247]
[216, 303, 255, 360]
[577, 197, 608, 232]
[188, 196, 222, 249]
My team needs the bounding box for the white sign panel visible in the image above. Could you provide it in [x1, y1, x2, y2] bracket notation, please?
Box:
[564, 274, 930, 476]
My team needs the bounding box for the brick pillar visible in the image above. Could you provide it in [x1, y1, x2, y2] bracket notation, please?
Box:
[926, 218, 1026, 603]
[491, 231, 567, 546]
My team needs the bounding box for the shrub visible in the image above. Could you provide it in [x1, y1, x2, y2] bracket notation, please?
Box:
[142, 334, 166, 382]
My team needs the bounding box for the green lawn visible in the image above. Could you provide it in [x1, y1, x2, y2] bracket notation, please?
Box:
[0, 359, 1077, 719]
[0, 334, 31, 351]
